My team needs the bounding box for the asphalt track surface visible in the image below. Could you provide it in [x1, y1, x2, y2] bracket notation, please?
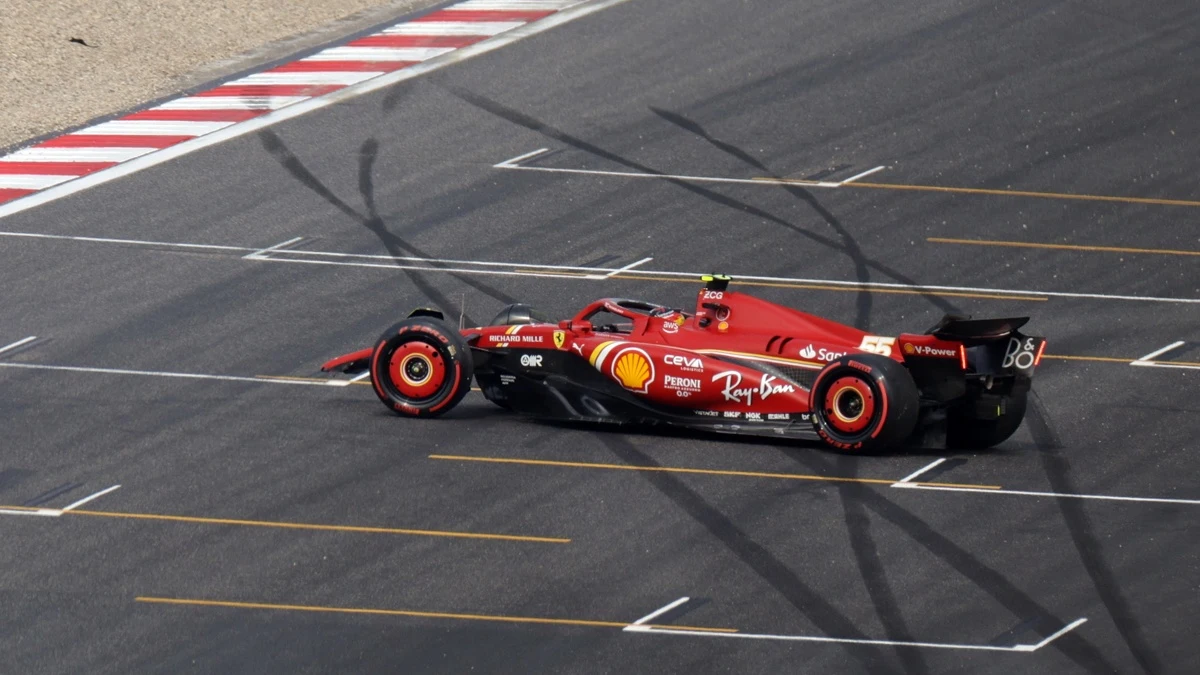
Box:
[1, 1, 1198, 673]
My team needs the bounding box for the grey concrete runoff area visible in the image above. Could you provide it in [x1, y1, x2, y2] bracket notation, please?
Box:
[1, 1, 1198, 673]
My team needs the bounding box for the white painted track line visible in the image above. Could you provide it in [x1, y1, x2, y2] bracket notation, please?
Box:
[0, 175, 77, 190]
[892, 458, 946, 486]
[604, 257, 653, 278]
[1131, 341, 1185, 364]
[1129, 361, 1200, 372]
[839, 166, 887, 184]
[0, 336, 37, 356]
[0, 508, 61, 518]
[0, 362, 335, 387]
[0, 0, 639, 220]
[382, 21, 526, 35]
[460, 0, 581, 8]
[2, 227, 1198, 305]
[61, 485, 121, 511]
[306, 46, 457, 62]
[625, 597, 689, 629]
[2, 147, 157, 162]
[626, 619, 1087, 652]
[494, 147, 550, 168]
[497, 161, 810, 187]
[1023, 618, 1089, 652]
[0, 230, 251, 252]
[158, 96, 308, 111]
[233, 72, 381, 86]
[244, 236, 305, 260]
[897, 483, 1200, 506]
[77, 120, 234, 136]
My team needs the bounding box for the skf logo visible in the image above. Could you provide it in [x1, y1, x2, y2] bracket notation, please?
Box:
[610, 347, 654, 393]
[799, 344, 817, 359]
[520, 354, 543, 367]
[553, 330, 567, 350]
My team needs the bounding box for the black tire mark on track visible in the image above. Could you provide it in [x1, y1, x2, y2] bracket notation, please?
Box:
[257, 130, 519, 327]
[451, 89, 961, 322]
[785, 449, 1123, 673]
[1027, 392, 1164, 674]
[834, 455, 927, 674]
[598, 435, 903, 673]
[648, 107, 881, 330]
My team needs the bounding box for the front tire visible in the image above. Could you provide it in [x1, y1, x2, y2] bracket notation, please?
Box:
[810, 353, 919, 453]
[370, 317, 473, 418]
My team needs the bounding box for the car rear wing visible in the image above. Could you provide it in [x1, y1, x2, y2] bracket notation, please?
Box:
[924, 314, 1045, 377]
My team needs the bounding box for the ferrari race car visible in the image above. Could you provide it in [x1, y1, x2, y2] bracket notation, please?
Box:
[322, 276, 1045, 452]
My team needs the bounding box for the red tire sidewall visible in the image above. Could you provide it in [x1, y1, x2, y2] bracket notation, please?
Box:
[371, 320, 468, 417]
[810, 358, 890, 452]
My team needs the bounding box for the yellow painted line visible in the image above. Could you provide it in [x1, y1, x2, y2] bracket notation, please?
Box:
[1042, 354, 1133, 364]
[754, 176, 1200, 208]
[929, 237, 1200, 257]
[609, 274, 1047, 302]
[430, 454, 1002, 490]
[135, 596, 738, 633]
[257, 374, 476, 390]
[256, 374, 325, 382]
[31, 507, 567, 543]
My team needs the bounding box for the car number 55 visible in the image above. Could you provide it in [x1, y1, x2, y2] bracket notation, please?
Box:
[859, 336, 895, 356]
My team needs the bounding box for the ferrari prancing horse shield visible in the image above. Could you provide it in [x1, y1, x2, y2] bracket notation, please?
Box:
[553, 330, 567, 350]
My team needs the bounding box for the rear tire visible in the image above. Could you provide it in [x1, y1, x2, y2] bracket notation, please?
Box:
[947, 392, 1028, 449]
[810, 353, 919, 453]
[370, 317, 473, 418]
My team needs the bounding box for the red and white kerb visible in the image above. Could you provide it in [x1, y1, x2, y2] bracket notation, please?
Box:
[0, 0, 584, 206]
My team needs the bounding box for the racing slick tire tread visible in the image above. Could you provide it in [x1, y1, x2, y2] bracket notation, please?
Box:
[370, 317, 473, 418]
[810, 353, 920, 453]
[946, 392, 1028, 449]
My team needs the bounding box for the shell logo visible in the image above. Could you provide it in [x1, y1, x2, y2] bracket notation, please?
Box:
[610, 347, 654, 393]
[902, 342, 915, 355]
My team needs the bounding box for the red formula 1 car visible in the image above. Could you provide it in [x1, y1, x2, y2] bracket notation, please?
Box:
[322, 276, 1045, 452]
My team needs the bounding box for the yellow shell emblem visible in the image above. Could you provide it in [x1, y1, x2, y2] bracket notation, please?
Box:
[611, 348, 654, 393]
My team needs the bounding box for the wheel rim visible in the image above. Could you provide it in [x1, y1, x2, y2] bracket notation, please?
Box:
[823, 375, 876, 434]
[387, 341, 447, 401]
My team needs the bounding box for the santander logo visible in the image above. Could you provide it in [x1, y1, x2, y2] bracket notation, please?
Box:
[799, 344, 816, 359]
